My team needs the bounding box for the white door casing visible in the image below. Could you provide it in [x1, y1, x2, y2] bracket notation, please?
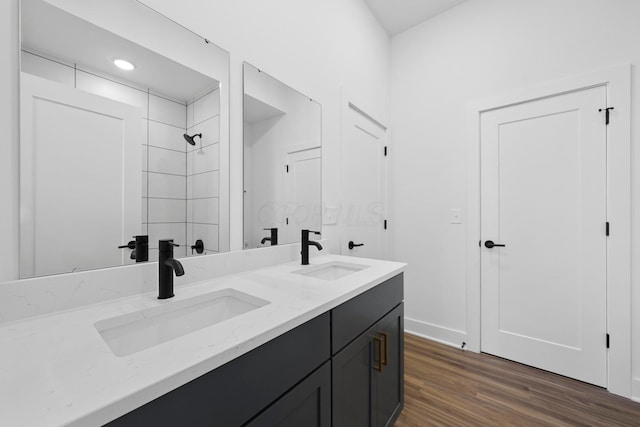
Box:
[480, 86, 607, 387]
[467, 65, 631, 397]
[341, 102, 387, 259]
[20, 73, 142, 277]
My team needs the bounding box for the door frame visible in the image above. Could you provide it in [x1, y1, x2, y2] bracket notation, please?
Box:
[466, 64, 631, 397]
[340, 93, 388, 259]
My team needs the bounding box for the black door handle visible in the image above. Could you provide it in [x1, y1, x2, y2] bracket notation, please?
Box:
[348, 241, 364, 250]
[484, 240, 506, 249]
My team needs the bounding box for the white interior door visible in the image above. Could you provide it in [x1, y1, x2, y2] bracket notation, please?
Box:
[480, 86, 607, 386]
[286, 147, 321, 242]
[341, 103, 386, 259]
[20, 73, 142, 277]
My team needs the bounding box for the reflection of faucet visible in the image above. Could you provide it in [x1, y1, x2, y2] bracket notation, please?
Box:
[301, 230, 322, 265]
[158, 239, 184, 299]
[118, 235, 149, 262]
[261, 228, 278, 246]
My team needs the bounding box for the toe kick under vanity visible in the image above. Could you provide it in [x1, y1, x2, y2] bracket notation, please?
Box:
[0, 253, 406, 426]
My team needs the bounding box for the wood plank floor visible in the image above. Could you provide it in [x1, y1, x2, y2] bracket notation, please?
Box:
[395, 333, 640, 426]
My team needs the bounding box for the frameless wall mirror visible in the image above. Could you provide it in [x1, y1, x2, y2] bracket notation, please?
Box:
[243, 62, 322, 249]
[19, 0, 230, 278]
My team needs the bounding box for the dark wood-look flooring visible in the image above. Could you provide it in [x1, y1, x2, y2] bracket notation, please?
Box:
[395, 333, 640, 427]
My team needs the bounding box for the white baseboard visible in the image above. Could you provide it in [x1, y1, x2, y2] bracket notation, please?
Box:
[404, 317, 469, 350]
[631, 378, 640, 403]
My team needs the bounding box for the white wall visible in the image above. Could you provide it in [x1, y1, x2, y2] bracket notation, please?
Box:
[389, 0, 640, 399]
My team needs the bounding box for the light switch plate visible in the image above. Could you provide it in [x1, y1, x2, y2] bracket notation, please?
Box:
[450, 208, 462, 224]
[323, 206, 338, 225]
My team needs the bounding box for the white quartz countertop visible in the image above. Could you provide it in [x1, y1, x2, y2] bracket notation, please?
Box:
[0, 254, 406, 427]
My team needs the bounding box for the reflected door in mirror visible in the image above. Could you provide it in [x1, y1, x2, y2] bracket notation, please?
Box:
[243, 63, 322, 249]
[20, 73, 141, 276]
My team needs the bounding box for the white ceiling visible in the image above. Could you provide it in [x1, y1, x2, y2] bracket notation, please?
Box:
[364, 0, 467, 36]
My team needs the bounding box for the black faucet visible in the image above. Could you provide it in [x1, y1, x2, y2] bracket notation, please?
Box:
[301, 229, 322, 265]
[261, 228, 278, 246]
[158, 239, 184, 299]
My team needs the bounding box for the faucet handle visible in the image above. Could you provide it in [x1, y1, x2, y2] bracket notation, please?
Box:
[118, 240, 136, 249]
[310, 230, 321, 235]
[191, 239, 204, 254]
[158, 239, 180, 250]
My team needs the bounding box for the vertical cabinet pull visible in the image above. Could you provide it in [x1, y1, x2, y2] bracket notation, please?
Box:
[373, 336, 383, 372]
[380, 332, 389, 366]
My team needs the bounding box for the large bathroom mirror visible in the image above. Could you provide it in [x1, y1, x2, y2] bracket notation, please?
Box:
[243, 63, 322, 249]
[19, 0, 230, 278]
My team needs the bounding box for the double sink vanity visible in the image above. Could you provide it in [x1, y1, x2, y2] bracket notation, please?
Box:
[0, 252, 405, 426]
[5, 1, 406, 425]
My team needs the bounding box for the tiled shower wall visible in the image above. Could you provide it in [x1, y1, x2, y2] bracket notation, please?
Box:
[144, 94, 187, 260]
[186, 89, 220, 255]
[20, 50, 221, 260]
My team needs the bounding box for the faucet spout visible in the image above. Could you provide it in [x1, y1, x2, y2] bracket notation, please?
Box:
[164, 258, 184, 276]
[308, 241, 323, 250]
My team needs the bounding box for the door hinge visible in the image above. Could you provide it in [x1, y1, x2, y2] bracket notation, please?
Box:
[606, 333, 610, 349]
[285, 165, 289, 173]
[599, 107, 614, 125]
[286, 217, 289, 225]
[384, 219, 387, 230]
[384, 146, 388, 156]
[606, 222, 610, 236]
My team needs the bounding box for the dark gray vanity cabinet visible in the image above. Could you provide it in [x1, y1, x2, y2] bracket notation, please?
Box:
[106, 273, 403, 427]
[332, 274, 404, 427]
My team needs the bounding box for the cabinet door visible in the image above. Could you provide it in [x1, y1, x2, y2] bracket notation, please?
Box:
[332, 330, 374, 427]
[247, 361, 331, 427]
[373, 303, 404, 427]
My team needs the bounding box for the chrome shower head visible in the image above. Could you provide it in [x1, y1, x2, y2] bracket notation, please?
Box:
[183, 133, 202, 146]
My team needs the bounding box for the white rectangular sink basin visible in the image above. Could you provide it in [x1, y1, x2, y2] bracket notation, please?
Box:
[293, 261, 369, 281]
[95, 288, 269, 357]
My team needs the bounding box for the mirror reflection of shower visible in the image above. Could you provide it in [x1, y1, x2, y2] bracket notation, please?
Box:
[184, 132, 205, 155]
[183, 133, 201, 145]
[185, 85, 221, 257]
[197, 137, 205, 155]
[195, 101, 205, 156]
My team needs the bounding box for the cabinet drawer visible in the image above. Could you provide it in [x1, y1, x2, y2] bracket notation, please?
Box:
[106, 312, 330, 427]
[331, 273, 403, 355]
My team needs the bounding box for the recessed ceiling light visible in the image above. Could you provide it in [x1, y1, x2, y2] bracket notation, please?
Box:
[113, 58, 135, 71]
